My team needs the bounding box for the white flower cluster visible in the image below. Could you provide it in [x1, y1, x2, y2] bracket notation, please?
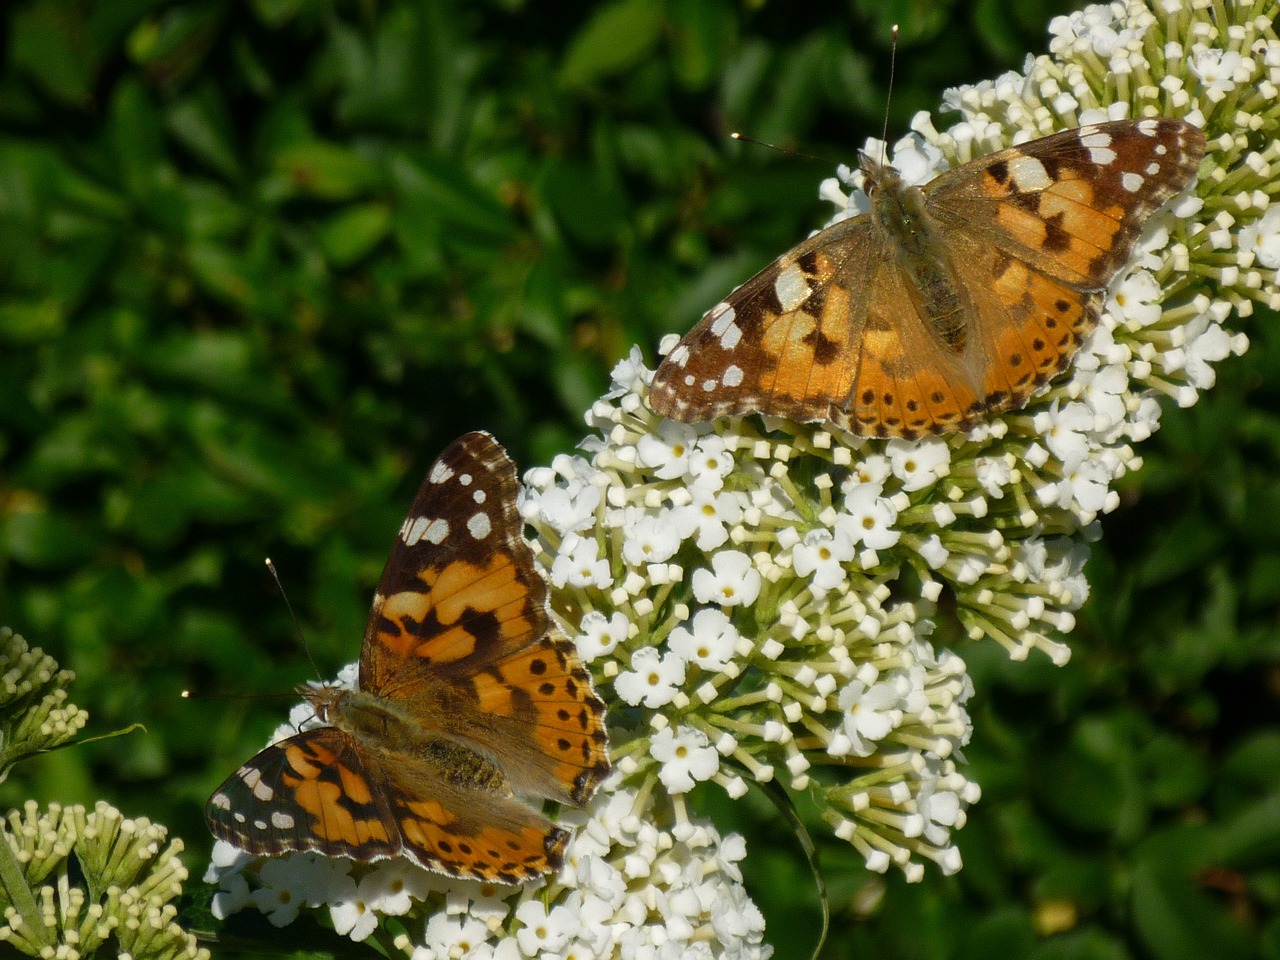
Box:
[205, 0, 1274, 953]
[523, 0, 1267, 889]
[208, 779, 770, 959]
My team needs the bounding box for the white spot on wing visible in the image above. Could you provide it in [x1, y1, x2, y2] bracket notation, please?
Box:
[1080, 131, 1116, 166]
[1008, 155, 1051, 191]
[242, 767, 274, 801]
[701, 379, 716, 392]
[467, 512, 492, 539]
[683, 374, 695, 386]
[473, 490, 486, 504]
[253, 820, 268, 830]
[1138, 118, 1160, 136]
[668, 344, 690, 367]
[233, 811, 246, 823]
[271, 811, 295, 829]
[719, 322, 742, 350]
[773, 263, 811, 312]
[211, 792, 230, 810]
[723, 365, 744, 387]
[1121, 172, 1144, 193]
[1155, 143, 1168, 156]
[1146, 161, 1161, 175]
[429, 461, 454, 484]
[424, 518, 450, 544]
[459, 473, 473, 486]
[708, 303, 736, 335]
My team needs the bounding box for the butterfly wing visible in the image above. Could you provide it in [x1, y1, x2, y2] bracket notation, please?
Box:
[361, 431, 609, 806]
[923, 118, 1205, 412]
[650, 217, 887, 427]
[926, 118, 1204, 287]
[206, 725, 569, 882]
[207, 727, 402, 862]
[381, 746, 573, 882]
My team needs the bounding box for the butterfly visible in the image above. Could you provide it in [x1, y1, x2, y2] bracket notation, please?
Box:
[206, 432, 611, 883]
[650, 117, 1206, 438]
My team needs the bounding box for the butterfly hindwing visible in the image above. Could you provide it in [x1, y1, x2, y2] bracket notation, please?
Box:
[207, 728, 401, 863]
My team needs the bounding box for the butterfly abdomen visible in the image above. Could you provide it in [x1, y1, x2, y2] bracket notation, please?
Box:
[872, 171, 972, 354]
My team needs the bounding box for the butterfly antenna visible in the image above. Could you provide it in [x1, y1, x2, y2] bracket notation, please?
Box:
[729, 132, 838, 166]
[265, 557, 324, 681]
[879, 24, 900, 166]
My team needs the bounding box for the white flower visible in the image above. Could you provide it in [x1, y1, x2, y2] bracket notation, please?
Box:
[1038, 401, 1095, 463]
[250, 855, 354, 927]
[421, 913, 492, 957]
[1190, 47, 1244, 93]
[514, 900, 578, 955]
[837, 485, 901, 550]
[691, 550, 762, 606]
[843, 453, 891, 490]
[667, 608, 739, 672]
[834, 680, 902, 757]
[210, 872, 250, 921]
[650, 725, 720, 793]
[330, 892, 379, 942]
[607, 345, 652, 398]
[973, 457, 1012, 498]
[886, 437, 949, 491]
[1182, 318, 1241, 389]
[637, 420, 699, 479]
[575, 610, 630, 663]
[622, 512, 683, 566]
[673, 486, 743, 551]
[614, 646, 687, 708]
[1061, 453, 1112, 514]
[791, 527, 855, 592]
[524, 479, 601, 535]
[1109, 268, 1164, 328]
[356, 860, 429, 916]
[1077, 366, 1129, 430]
[688, 435, 735, 490]
[1239, 206, 1280, 269]
[550, 532, 612, 588]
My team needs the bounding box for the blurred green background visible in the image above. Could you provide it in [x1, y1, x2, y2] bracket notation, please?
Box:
[2, 0, 1278, 957]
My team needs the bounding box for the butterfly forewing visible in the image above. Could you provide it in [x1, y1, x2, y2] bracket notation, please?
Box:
[651, 117, 1206, 438]
[927, 118, 1206, 286]
[361, 432, 548, 696]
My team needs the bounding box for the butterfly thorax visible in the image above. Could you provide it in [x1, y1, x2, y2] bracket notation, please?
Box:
[302, 684, 512, 795]
[860, 153, 971, 353]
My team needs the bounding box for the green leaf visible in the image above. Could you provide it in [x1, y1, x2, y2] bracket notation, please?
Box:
[1131, 855, 1253, 960]
[10, 0, 102, 105]
[321, 202, 392, 266]
[273, 142, 383, 200]
[559, 0, 664, 87]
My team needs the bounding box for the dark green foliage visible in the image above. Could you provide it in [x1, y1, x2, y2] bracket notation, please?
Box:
[1, 1, 1276, 957]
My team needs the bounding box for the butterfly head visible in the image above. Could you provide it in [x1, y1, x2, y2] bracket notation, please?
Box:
[858, 151, 905, 198]
[297, 682, 348, 723]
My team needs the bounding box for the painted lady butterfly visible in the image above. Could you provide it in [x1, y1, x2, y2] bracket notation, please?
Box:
[206, 432, 610, 883]
[650, 117, 1206, 438]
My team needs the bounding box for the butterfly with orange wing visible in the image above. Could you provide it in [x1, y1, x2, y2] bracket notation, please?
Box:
[207, 432, 610, 883]
[650, 117, 1205, 438]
